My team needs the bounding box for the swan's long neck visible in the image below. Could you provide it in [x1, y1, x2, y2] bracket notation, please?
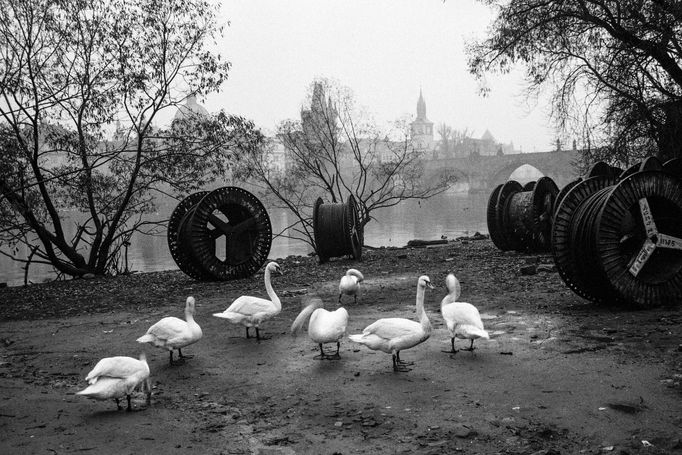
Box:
[185, 305, 195, 323]
[265, 268, 281, 310]
[416, 285, 431, 332]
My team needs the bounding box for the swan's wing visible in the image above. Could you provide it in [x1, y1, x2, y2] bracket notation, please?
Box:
[363, 318, 422, 340]
[441, 302, 484, 330]
[339, 276, 359, 293]
[223, 296, 276, 315]
[85, 356, 142, 383]
[146, 316, 188, 342]
[310, 308, 349, 337]
[77, 377, 128, 399]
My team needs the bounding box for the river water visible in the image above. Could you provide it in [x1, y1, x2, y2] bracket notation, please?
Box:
[0, 190, 493, 287]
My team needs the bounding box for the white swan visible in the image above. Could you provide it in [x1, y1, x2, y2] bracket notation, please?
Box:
[137, 296, 203, 365]
[76, 353, 151, 411]
[349, 275, 433, 372]
[338, 268, 364, 304]
[440, 273, 489, 354]
[291, 295, 349, 360]
[213, 261, 282, 340]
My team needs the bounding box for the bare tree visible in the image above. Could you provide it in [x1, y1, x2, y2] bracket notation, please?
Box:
[467, 0, 682, 164]
[0, 0, 263, 281]
[243, 78, 456, 252]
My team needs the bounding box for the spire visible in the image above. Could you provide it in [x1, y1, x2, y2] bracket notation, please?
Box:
[416, 88, 427, 120]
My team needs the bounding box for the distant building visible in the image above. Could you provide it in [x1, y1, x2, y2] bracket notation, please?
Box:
[410, 89, 435, 150]
[409, 89, 517, 158]
[173, 94, 209, 123]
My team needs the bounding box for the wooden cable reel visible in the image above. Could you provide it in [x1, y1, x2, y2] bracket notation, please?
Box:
[551, 159, 682, 307]
[167, 187, 272, 280]
[313, 195, 362, 263]
[486, 176, 559, 252]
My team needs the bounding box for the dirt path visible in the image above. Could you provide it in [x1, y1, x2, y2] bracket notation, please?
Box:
[1, 241, 681, 454]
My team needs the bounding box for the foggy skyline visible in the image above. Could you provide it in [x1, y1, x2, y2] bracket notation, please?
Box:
[173, 0, 559, 153]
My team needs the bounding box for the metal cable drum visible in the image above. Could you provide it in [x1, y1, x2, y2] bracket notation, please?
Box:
[313, 195, 362, 263]
[502, 176, 559, 252]
[552, 178, 582, 218]
[590, 171, 682, 307]
[186, 186, 272, 280]
[551, 175, 618, 302]
[486, 183, 509, 250]
[167, 191, 214, 280]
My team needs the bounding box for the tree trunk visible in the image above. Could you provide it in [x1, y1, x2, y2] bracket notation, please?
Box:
[657, 100, 682, 161]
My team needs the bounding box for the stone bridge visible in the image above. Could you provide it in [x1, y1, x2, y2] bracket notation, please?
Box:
[424, 149, 581, 192]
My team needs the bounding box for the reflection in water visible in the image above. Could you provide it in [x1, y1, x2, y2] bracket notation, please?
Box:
[0, 192, 489, 286]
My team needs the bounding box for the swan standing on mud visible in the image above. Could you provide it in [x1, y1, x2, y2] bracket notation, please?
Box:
[440, 273, 489, 354]
[291, 295, 349, 360]
[349, 275, 434, 372]
[213, 262, 283, 340]
[136, 296, 203, 365]
[76, 353, 151, 411]
[338, 268, 364, 304]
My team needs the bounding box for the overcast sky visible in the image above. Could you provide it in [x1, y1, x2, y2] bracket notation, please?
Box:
[191, 0, 557, 153]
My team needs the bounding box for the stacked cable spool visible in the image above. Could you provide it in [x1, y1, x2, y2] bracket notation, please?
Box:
[167, 186, 272, 280]
[313, 195, 363, 263]
[551, 157, 682, 307]
[487, 176, 560, 252]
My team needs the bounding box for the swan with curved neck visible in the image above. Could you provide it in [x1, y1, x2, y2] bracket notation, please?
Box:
[76, 353, 151, 411]
[440, 273, 489, 354]
[137, 296, 203, 365]
[291, 295, 349, 360]
[339, 268, 364, 304]
[349, 275, 433, 372]
[213, 262, 282, 340]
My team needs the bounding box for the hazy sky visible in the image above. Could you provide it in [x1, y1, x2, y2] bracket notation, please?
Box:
[193, 0, 557, 153]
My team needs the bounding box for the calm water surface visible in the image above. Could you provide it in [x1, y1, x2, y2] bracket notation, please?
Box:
[0, 192, 489, 287]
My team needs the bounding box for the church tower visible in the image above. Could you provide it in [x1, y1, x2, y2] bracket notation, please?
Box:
[410, 89, 434, 150]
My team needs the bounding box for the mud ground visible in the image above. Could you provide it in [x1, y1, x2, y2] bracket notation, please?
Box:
[1, 240, 681, 454]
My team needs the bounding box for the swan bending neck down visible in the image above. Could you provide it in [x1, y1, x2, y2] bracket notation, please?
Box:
[213, 262, 282, 341]
[339, 269, 364, 304]
[349, 275, 433, 372]
[76, 353, 151, 411]
[440, 273, 489, 355]
[136, 296, 203, 365]
[291, 296, 349, 360]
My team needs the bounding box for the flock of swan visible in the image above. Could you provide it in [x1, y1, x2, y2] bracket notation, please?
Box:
[77, 261, 489, 411]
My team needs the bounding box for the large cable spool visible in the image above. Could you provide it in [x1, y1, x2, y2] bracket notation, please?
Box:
[551, 161, 682, 307]
[167, 191, 213, 281]
[551, 176, 617, 302]
[313, 195, 362, 263]
[486, 176, 559, 252]
[168, 187, 272, 280]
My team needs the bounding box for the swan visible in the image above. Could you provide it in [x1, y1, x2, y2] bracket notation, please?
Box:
[213, 261, 282, 340]
[338, 268, 364, 304]
[136, 296, 203, 365]
[291, 295, 349, 360]
[349, 275, 433, 372]
[76, 353, 151, 411]
[440, 273, 489, 354]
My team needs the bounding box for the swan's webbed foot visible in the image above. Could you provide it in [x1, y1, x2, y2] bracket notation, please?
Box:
[392, 354, 412, 372]
[313, 343, 341, 360]
[126, 395, 132, 412]
[442, 338, 459, 355]
[115, 398, 122, 411]
[169, 351, 185, 366]
[461, 340, 476, 352]
[255, 328, 271, 341]
[178, 348, 194, 359]
[395, 352, 414, 365]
